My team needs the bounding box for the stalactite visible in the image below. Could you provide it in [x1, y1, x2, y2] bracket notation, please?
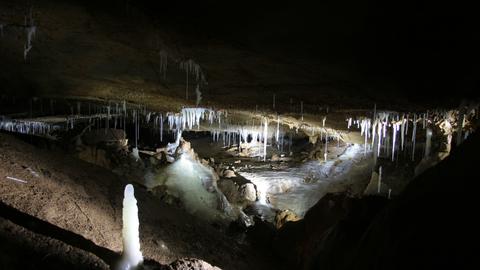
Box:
[400, 115, 405, 151]
[195, 85, 202, 106]
[180, 59, 207, 101]
[392, 123, 399, 161]
[159, 50, 168, 80]
[377, 166, 382, 193]
[412, 114, 417, 161]
[300, 101, 304, 121]
[324, 131, 328, 162]
[263, 118, 268, 161]
[23, 8, 36, 61]
[377, 120, 382, 157]
[160, 114, 163, 142]
[405, 114, 410, 135]
[275, 116, 280, 144]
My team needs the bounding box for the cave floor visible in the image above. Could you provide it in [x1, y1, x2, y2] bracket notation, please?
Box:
[0, 133, 279, 270]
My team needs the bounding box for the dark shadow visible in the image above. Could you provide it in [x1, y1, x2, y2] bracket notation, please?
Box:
[0, 201, 120, 267]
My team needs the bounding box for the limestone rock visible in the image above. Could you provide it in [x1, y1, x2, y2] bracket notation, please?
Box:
[167, 258, 221, 270]
[274, 209, 300, 229]
[239, 183, 257, 202]
[222, 169, 236, 178]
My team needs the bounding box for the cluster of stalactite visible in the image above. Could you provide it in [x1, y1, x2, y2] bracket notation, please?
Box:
[346, 105, 479, 163]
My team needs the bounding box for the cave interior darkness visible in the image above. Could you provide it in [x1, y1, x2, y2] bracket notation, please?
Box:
[0, 0, 478, 270]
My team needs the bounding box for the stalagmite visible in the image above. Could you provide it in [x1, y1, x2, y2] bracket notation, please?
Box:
[118, 184, 143, 270]
[425, 128, 432, 158]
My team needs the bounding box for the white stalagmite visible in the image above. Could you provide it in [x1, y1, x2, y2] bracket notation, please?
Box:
[118, 184, 143, 270]
[425, 128, 432, 158]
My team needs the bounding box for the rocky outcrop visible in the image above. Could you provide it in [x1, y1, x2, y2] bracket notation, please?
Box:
[218, 176, 257, 205]
[272, 131, 480, 270]
[166, 258, 222, 270]
[274, 210, 301, 229]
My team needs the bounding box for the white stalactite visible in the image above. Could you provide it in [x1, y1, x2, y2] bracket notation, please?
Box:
[400, 115, 405, 151]
[160, 114, 163, 142]
[275, 116, 280, 143]
[412, 114, 417, 161]
[324, 131, 328, 162]
[195, 85, 202, 106]
[392, 123, 399, 161]
[263, 118, 268, 161]
[300, 101, 304, 121]
[159, 50, 168, 80]
[377, 120, 382, 157]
